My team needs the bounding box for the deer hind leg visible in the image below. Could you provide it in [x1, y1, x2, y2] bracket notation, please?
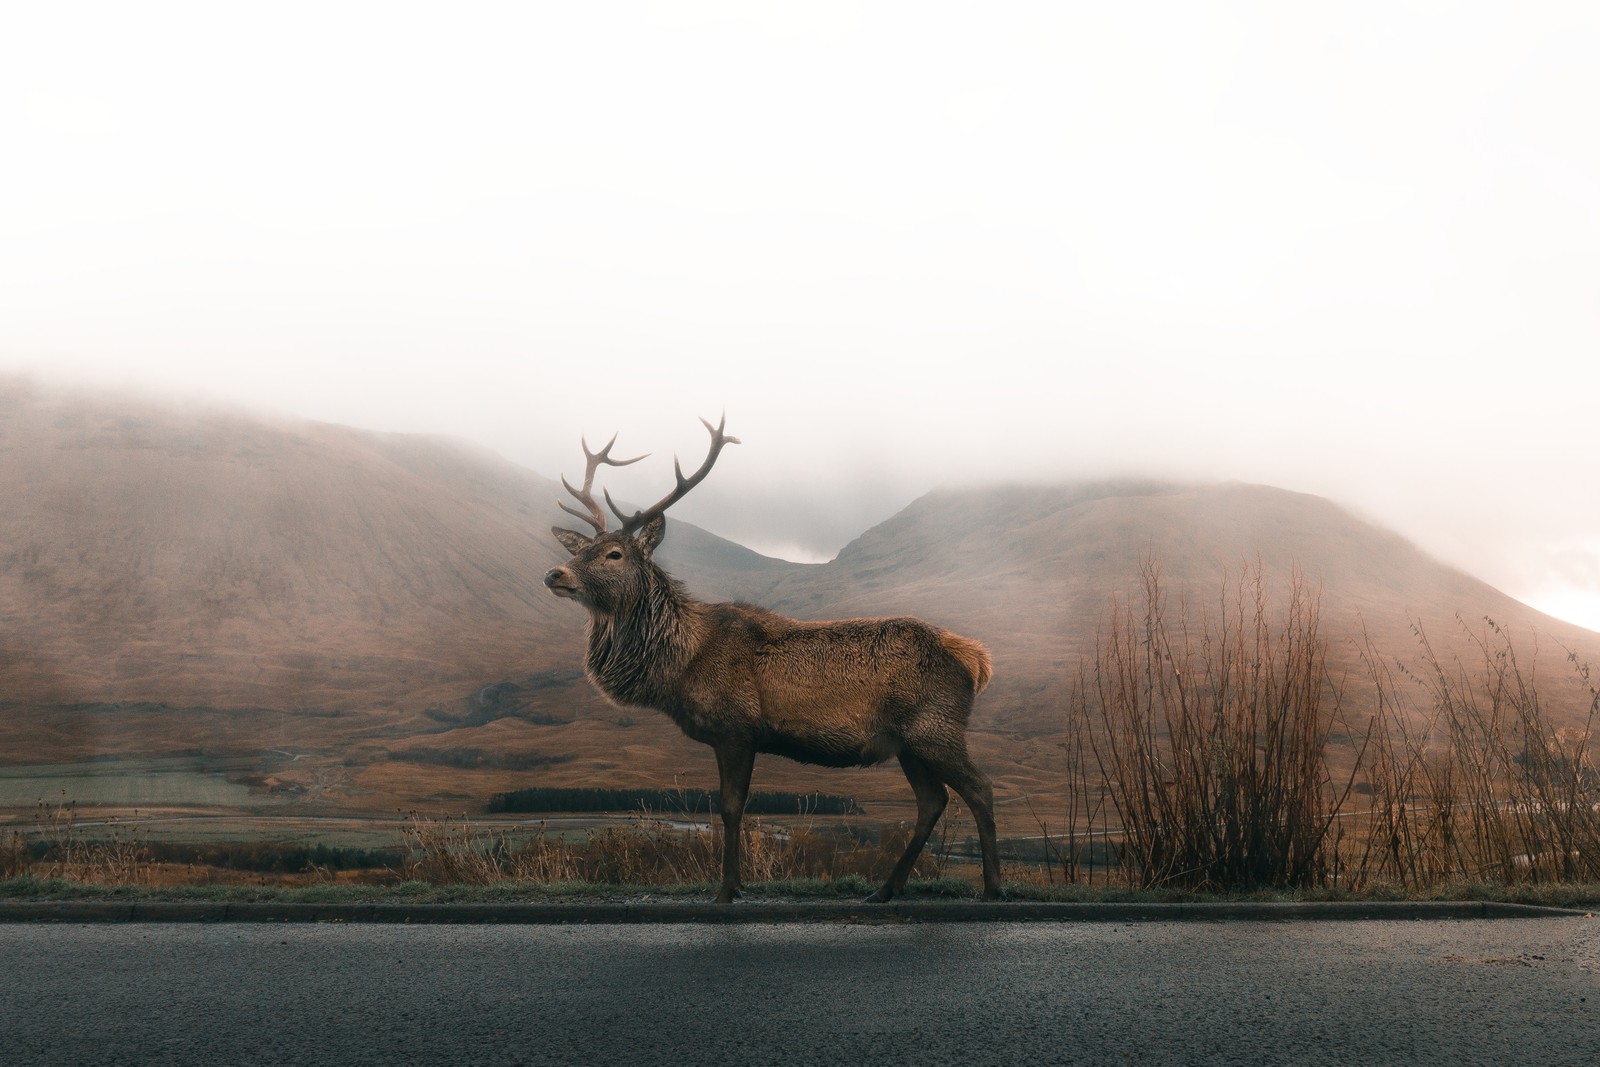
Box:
[903, 706, 1005, 900]
[869, 750, 950, 903]
[713, 744, 755, 904]
[940, 756, 1002, 900]
[907, 736, 1003, 900]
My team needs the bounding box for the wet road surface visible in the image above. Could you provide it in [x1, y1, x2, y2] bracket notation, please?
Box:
[3, 917, 1597, 1065]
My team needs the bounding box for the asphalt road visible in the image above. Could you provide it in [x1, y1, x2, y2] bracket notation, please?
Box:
[3, 917, 1597, 1066]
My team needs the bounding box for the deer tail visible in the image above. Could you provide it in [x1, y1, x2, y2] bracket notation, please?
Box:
[938, 632, 993, 696]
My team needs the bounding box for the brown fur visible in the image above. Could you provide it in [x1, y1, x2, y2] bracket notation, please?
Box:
[545, 515, 1003, 902]
[937, 631, 994, 696]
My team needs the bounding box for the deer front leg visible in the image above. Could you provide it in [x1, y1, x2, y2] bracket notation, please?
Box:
[713, 744, 755, 904]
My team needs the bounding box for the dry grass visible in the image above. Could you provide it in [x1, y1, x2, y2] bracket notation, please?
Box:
[9, 793, 156, 885]
[0, 829, 29, 880]
[0, 799, 944, 893]
[8, 561, 1595, 899]
[397, 809, 940, 888]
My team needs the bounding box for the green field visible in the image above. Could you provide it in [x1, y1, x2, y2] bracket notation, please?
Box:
[0, 759, 275, 811]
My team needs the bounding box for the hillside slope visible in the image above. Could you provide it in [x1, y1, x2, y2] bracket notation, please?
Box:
[1, 380, 1593, 816]
[0, 380, 799, 712]
[759, 481, 1600, 738]
[1, 381, 563, 712]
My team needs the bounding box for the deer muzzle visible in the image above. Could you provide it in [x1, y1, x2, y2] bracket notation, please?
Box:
[544, 567, 579, 598]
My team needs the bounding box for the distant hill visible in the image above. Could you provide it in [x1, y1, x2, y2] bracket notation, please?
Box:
[1, 379, 1594, 817]
[0, 379, 800, 712]
[1, 378, 574, 712]
[761, 480, 1600, 725]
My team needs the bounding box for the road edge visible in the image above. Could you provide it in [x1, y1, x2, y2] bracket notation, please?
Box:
[0, 899, 1590, 924]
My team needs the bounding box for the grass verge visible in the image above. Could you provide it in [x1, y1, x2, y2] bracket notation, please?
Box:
[2, 874, 1595, 907]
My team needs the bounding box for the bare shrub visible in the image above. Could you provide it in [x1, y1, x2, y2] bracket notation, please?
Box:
[1344, 618, 1600, 887]
[79, 819, 153, 885]
[1084, 561, 1354, 891]
[1035, 691, 1117, 886]
[1074, 557, 1600, 895]
[12, 793, 154, 885]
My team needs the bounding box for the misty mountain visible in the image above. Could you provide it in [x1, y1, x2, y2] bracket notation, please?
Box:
[751, 481, 1600, 755]
[0, 379, 800, 711]
[1, 380, 1594, 810]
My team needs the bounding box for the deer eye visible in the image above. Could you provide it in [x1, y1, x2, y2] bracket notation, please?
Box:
[605, 549, 624, 560]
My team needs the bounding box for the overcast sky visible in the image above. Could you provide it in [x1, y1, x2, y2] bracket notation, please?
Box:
[3, 2, 1597, 630]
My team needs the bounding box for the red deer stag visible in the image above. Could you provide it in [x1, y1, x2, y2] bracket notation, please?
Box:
[543, 416, 1001, 903]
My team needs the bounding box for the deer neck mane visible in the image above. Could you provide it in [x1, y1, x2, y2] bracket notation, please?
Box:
[584, 564, 701, 706]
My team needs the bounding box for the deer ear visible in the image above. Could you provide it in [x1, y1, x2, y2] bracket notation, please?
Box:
[634, 514, 666, 556]
[552, 527, 592, 556]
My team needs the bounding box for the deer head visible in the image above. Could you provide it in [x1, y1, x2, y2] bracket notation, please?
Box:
[544, 415, 739, 609]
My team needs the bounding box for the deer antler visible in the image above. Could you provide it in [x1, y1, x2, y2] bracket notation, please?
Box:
[615, 414, 740, 534]
[559, 433, 648, 533]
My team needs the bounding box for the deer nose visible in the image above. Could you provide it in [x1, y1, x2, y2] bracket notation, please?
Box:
[543, 568, 565, 587]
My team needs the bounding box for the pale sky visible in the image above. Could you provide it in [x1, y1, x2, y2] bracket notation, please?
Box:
[3, 2, 1598, 630]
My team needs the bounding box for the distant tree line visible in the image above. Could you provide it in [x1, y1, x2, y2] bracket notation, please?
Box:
[486, 786, 863, 816]
[160, 840, 404, 872]
[30, 838, 405, 873]
[388, 747, 574, 771]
